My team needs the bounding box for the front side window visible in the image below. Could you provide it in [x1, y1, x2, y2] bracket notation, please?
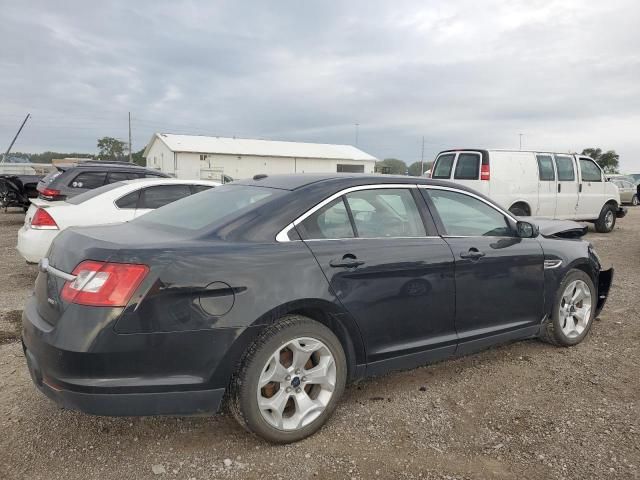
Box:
[555, 155, 575, 181]
[579, 159, 602, 182]
[428, 189, 513, 237]
[432, 153, 455, 179]
[344, 189, 426, 237]
[537, 154, 555, 181]
[298, 197, 354, 240]
[107, 171, 141, 184]
[69, 171, 107, 189]
[138, 184, 192, 209]
[453, 153, 480, 180]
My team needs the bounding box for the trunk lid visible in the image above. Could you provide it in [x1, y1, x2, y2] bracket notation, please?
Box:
[35, 221, 188, 326]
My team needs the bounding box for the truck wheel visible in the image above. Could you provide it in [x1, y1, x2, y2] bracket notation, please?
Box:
[594, 204, 616, 233]
[632, 195, 639, 206]
[508, 204, 529, 217]
[229, 315, 347, 443]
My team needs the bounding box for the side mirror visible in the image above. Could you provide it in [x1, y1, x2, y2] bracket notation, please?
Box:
[517, 221, 539, 238]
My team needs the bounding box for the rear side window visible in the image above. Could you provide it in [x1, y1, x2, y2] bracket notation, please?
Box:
[191, 184, 214, 194]
[579, 159, 602, 182]
[69, 171, 107, 189]
[138, 184, 192, 209]
[536, 155, 555, 181]
[344, 189, 426, 237]
[432, 154, 455, 179]
[115, 190, 140, 209]
[298, 198, 354, 240]
[107, 171, 142, 183]
[554, 155, 575, 181]
[454, 153, 480, 180]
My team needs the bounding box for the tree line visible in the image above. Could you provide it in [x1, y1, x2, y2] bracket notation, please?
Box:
[376, 148, 620, 176]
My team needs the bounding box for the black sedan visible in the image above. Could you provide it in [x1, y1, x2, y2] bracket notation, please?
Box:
[22, 174, 613, 443]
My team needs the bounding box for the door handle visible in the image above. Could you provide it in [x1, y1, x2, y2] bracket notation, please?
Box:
[330, 255, 365, 268]
[558, 183, 562, 193]
[579, 184, 583, 193]
[460, 248, 485, 260]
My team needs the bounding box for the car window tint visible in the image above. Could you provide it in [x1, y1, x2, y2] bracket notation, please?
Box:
[537, 155, 555, 181]
[345, 189, 426, 238]
[432, 154, 455, 179]
[453, 153, 480, 180]
[107, 171, 141, 183]
[191, 184, 213, 194]
[579, 159, 602, 182]
[428, 189, 513, 237]
[298, 197, 354, 240]
[138, 184, 192, 209]
[555, 155, 575, 181]
[115, 190, 140, 209]
[69, 171, 107, 189]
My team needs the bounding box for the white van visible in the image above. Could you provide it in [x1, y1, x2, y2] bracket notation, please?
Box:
[429, 149, 625, 233]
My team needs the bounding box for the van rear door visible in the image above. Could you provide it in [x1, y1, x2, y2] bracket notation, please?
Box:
[535, 154, 557, 216]
[432, 150, 488, 195]
[553, 154, 579, 219]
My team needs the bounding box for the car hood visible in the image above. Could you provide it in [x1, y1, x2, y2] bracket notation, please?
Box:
[526, 217, 588, 239]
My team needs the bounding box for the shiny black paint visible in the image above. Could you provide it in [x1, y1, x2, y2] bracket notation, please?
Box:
[22, 174, 612, 417]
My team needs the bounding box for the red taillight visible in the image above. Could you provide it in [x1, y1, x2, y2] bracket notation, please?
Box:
[480, 164, 490, 180]
[61, 261, 149, 307]
[39, 187, 61, 198]
[31, 208, 59, 229]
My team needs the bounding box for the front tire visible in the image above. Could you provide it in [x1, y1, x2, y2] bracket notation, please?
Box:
[540, 269, 596, 347]
[594, 203, 616, 233]
[229, 315, 347, 443]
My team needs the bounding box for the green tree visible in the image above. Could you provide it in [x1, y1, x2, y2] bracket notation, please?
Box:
[131, 148, 146, 166]
[581, 148, 619, 174]
[407, 161, 433, 176]
[97, 137, 127, 161]
[375, 158, 407, 175]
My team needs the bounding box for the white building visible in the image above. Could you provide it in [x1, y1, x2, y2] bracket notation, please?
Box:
[143, 133, 377, 181]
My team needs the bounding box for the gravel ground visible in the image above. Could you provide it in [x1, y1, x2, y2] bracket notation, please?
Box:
[0, 207, 638, 480]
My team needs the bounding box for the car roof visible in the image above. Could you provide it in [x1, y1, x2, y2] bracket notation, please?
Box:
[120, 178, 220, 186]
[56, 162, 163, 172]
[232, 173, 468, 191]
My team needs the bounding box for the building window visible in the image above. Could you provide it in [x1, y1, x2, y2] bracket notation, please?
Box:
[337, 164, 364, 173]
[200, 154, 208, 161]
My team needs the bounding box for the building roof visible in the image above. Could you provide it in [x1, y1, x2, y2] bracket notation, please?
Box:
[144, 133, 377, 162]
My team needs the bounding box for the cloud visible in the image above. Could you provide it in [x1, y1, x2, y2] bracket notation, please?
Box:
[1, 0, 639, 169]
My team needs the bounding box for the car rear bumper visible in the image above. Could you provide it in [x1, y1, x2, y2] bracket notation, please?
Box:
[17, 225, 57, 263]
[21, 296, 252, 416]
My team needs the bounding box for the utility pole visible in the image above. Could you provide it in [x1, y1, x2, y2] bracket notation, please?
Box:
[128, 112, 133, 163]
[355, 123, 359, 146]
[2, 113, 30, 163]
[519, 133, 524, 150]
[420, 135, 425, 176]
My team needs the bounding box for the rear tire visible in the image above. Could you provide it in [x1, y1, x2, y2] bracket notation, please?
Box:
[540, 269, 596, 347]
[229, 315, 347, 443]
[632, 195, 639, 206]
[509, 204, 529, 217]
[594, 204, 616, 233]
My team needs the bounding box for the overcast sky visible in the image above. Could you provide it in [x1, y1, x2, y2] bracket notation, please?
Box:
[2, 0, 639, 169]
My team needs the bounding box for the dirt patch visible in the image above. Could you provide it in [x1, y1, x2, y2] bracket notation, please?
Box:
[0, 310, 22, 345]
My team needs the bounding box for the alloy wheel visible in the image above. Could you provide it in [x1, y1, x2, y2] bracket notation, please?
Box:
[257, 337, 336, 431]
[559, 280, 592, 338]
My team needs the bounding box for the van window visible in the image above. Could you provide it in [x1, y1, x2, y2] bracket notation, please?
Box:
[454, 153, 480, 180]
[555, 155, 575, 181]
[432, 154, 455, 179]
[536, 155, 555, 181]
[579, 159, 602, 182]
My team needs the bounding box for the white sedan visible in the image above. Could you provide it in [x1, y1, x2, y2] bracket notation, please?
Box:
[17, 178, 219, 263]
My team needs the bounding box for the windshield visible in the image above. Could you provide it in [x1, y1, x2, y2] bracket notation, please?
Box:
[136, 184, 284, 231]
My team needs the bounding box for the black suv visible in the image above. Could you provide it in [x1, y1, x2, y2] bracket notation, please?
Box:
[36, 161, 170, 201]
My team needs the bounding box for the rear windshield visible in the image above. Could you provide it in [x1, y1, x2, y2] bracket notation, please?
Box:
[66, 181, 126, 204]
[40, 169, 63, 184]
[136, 184, 284, 231]
[432, 154, 455, 179]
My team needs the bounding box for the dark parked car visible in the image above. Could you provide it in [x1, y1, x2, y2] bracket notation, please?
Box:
[36, 161, 169, 201]
[22, 174, 612, 443]
[0, 174, 41, 210]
